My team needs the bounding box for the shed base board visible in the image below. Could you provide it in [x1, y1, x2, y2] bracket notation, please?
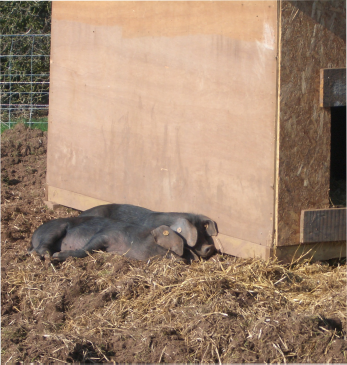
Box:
[272, 241, 346, 264]
[46, 185, 111, 212]
[43, 200, 61, 211]
[214, 234, 271, 260]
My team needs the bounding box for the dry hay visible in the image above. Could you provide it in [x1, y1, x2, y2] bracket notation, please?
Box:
[2, 251, 346, 363]
[1, 124, 347, 363]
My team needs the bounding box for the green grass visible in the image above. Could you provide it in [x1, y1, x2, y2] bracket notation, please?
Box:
[1, 117, 48, 133]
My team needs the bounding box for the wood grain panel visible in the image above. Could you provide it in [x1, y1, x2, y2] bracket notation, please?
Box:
[53, 1, 275, 43]
[276, 1, 346, 246]
[47, 1, 278, 248]
[300, 208, 346, 243]
[320, 68, 346, 107]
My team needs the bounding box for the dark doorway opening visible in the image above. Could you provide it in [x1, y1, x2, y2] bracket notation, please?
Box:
[330, 106, 346, 206]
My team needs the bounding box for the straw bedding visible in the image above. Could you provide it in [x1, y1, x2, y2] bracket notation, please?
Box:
[2, 124, 346, 363]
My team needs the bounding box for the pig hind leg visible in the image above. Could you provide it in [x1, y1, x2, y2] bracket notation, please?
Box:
[52, 234, 109, 261]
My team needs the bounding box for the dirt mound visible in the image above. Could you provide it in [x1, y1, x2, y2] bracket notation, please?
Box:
[1, 123, 78, 268]
[1, 124, 347, 363]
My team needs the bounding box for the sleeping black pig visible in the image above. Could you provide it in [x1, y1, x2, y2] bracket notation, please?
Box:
[29, 216, 206, 262]
[80, 204, 218, 259]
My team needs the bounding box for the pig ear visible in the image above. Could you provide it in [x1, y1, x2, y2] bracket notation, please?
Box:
[169, 218, 198, 247]
[151, 226, 184, 257]
[200, 217, 218, 236]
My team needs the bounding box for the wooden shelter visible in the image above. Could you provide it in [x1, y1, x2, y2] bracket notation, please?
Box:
[46, 1, 346, 262]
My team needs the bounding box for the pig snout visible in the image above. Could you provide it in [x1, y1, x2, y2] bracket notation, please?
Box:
[195, 243, 216, 258]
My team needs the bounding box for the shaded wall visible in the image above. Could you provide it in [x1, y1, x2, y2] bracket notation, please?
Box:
[276, 0, 346, 246]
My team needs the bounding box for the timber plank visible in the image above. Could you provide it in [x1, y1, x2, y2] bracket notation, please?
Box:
[300, 208, 346, 243]
[47, 185, 111, 212]
[214, 234, 271, 260]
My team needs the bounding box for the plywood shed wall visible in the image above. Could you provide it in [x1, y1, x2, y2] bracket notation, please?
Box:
[46, 1, 346, 262]
[47, 1, 279, 255]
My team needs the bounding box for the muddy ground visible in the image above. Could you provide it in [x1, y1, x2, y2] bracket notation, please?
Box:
[1, 123, 347, 363]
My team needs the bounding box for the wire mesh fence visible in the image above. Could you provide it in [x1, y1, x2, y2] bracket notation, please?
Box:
[0, 34, 50, 130]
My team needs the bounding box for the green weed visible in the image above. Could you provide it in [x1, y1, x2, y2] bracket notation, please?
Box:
[1, 118, 48, 133]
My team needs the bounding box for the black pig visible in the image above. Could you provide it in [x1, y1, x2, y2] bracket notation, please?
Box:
[80, 204, 218, 258]
[29, 216, 202, 262]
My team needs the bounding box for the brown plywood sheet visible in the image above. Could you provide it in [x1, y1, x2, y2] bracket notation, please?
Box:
[53, 1, 274, 43]
[320, 68, 346, 107]
[300, 207, 346, 243]
[47, 1, 278, 248]
[275, 0, 346, 246]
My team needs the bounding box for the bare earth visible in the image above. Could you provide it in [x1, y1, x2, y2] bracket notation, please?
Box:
[1, 124, 347, 363]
